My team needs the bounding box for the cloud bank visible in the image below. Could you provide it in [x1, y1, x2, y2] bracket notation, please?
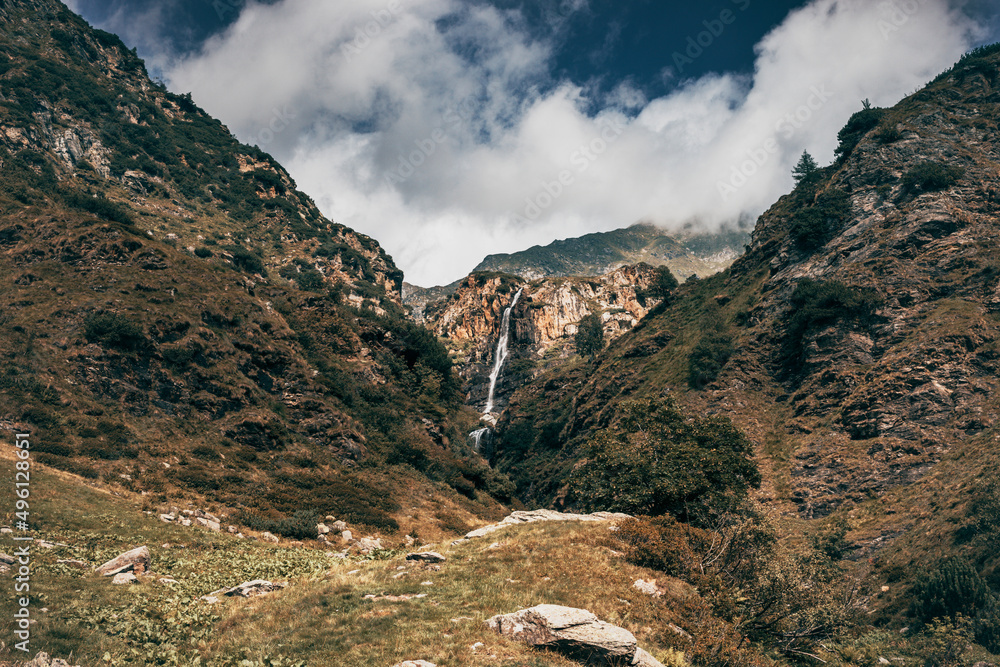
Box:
[167, 0, 981, 286]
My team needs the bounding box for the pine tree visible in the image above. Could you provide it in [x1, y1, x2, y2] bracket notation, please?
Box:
[575, 313, 605, 359]
[792, 150, 820, 184]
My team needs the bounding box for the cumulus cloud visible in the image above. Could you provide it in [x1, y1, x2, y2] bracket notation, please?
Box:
[168, 0, 980, 286]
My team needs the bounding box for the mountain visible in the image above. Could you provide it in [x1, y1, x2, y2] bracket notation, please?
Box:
[473, 222, 750, 282]
[493, 43, 1000, 614]
[0, 0, 507, 531]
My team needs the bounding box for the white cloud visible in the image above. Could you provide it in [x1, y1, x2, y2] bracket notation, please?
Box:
[167, 0, 979, 286]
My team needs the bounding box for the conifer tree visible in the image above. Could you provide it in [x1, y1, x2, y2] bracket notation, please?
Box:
[792, 150, 820, 184]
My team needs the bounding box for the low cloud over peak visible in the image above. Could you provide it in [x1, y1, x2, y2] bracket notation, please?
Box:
[166, 0, 983, 286]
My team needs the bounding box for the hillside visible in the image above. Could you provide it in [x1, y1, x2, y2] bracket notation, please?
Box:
[493, 44, 1000, 607]
[0, 0, 506, 533]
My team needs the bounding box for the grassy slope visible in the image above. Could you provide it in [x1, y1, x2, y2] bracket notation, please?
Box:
[0, 450, 690, 667]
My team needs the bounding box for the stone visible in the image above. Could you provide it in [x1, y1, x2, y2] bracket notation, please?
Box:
[261, 531, 279, 543]
[332, 520, 348, 532]
[228, 525, 238, 534]
[317, 523, 331, 535]
[24, 652, 82, 667]
[325, 515, 336, 522]
[196, 517, 221, 532]
[460, 510, 632, 541]
[342, 529, 353, 542]
[391, 661, 436, 667]
[406, 551, 446, 563]
[160, 513, 176, 523]
[0, 552, 15, 565]
[95, 546, 150, 577]
[485, 604, 664, 667]
[356, 537, 383, 554]
[112, 572, 138, 585]
[222, 579, 287, 598]
[633, 579, 663, 597]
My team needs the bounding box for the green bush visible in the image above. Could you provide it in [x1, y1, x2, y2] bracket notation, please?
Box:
[789, 188, 852, 251]
[575, 313, 604, 359]
[569, 398, 761, 525]
[783, 279, 881, 371]
[224, 245, 267, 275]
[62, 190, 134, 225]
[83, 312, 148, 352]
[237, 509, 320, 540]
[911, 558, 1000, 651]
[194, 246, 213, 258]
[901, 162, 964, 196]
[688, 331, 735, 389]
[835, 105, 886, 161]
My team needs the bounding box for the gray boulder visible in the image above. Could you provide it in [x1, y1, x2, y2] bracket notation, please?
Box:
[223, 580, 287, 598]
[95, 546, 150, 576]
[485, 604, 664, 667]
[406, 552, 446, 563]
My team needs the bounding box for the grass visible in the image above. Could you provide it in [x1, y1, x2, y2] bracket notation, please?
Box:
[0, 450, 684, 666]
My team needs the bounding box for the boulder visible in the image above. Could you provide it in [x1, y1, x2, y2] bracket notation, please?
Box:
[406, 552, 446, 563]
[223, 579, 287, 598]
[112, 572, 138, 585]
[391, 662, 436, 667]
[317, 523, 331, 535]
[261, 531, 280, 543]
[485, 604, 664, 667]
[24, 652, 81, 667]
[196, 517, 221, 532]
[342, 529, 353, 542]
[356, 537, 383, 554]
[332, 520, 348, 532]
[633, 579, 663, 597]
[0, 552, 15, 565]
[95, 546, 150, 577]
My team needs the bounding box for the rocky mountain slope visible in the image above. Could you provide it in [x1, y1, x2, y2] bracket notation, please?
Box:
[493, 44, 1000, 601]
[421, 265, 662, 414]
[473, 222, 749, 282]
[0, 0, 505, 529]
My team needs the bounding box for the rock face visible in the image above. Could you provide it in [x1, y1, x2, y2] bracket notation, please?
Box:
[424, 266, 662, 411]
[485, 605, 664, 667]
[95, 546, 150, 577]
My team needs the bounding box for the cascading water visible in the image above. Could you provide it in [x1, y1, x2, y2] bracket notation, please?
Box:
[469, 287, 523, 456]
[484, 287, 523, 414]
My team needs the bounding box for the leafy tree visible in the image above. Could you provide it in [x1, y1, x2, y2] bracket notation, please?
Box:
[792, 150, 820, 184]
[569, 398, 761, 524]
[575, 313, 605, 359]
[649, 265, 679, 297]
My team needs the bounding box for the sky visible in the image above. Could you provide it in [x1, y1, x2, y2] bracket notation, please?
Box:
[64, 0, 1000, 286]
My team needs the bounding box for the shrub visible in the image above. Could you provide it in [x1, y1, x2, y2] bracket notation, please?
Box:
[911, 558, 1000, 652]
[569, 398, 761, 524]
[194, 246, 213, 258]
[783, 279, 881, 371]
[789, 188, 852, 251]
[688, 331, 735, 389]
[83, 312, 148, 352]
[237, 509, 320, 540]
[575, 314, 604, 359]
[62, 190, 134, 226]
[835, 105, 886, 161]
[901, 162, 964, 196]
[224, 245, 267, 275]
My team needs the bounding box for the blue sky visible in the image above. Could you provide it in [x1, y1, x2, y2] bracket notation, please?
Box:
[66, 0, 1000, 286]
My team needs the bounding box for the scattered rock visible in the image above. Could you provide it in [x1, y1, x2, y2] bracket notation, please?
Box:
[356, 536, 382, 554]
[201, 595, 220, 605]
[196, 517, 221, 532]
[317, 523, 331, 535]
[159, 577, 179, 584]
[159, 513, 176, 523]
[222, 580, 287, 598]
[261, 531, 280, 543]
[24, 652, 81, 667]
[633, 579, 663, 597]
[112, 572, 138, 585]
[459, 510, 632, 541]
[485, 604, 664, 667]
[391, 661, 436, 667]
[364, 593, 428, 602]
[332, 520, 348, 532]
[95, 546, 150, 577]
[325, 515, 336, 522]
[0, 552, 15, 565]
[406, 551, 446, 563]
[342, 530, 354, 542]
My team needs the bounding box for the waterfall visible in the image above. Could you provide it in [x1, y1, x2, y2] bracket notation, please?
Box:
[484, 287, 523, 415]
[470, 427, 490, 455]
